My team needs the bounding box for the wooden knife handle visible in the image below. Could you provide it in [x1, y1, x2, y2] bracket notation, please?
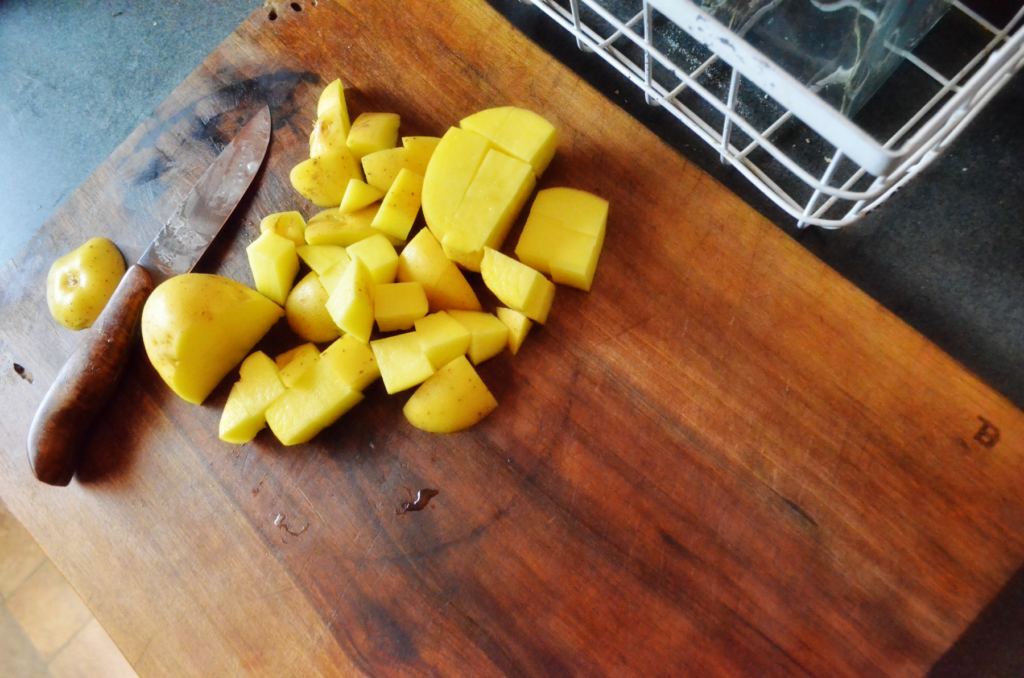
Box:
[28, 264, 154, 486]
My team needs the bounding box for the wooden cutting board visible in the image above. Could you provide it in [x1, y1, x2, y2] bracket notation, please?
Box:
[1, 1, 1021, 676]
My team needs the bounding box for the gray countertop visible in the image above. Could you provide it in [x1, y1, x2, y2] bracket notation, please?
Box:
[1, 0, 1020, 675]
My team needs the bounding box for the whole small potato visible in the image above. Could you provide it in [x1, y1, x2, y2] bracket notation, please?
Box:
[286, 271, 342, 343]
[47, 237, 126, 330]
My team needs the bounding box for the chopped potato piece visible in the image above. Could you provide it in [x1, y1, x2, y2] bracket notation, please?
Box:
[247, 230, 299, 306]
[347, 234, 398, 285]
[321, 334, 381, 391]
[402, 136, 441, 175]
[339, 178, 385, 213]
[371, 168, 423, 242]
[403, 355, 497, 433]
[260, 211, 306, 248]
[375, 282, 429, 332]
[326, 257, 376, 344]
[370, 332, 436, 394]
[421, 127, 491, 242]
[397, 228, 481, 312]
[297, 244, 350, 277]
[480, 247, 555, 324]
[317, 257, 349, 297]
[317, 78, 351, 130]
[285, 272, 341, 343]
[275, 343, 321, 387]
[515, 188, 608, 291]
[347, 112, 400, 160]
[218, 351, 286, 444]
[305, 205, 400, 247]
[266, 359, 363, 446]
[496, 307, 532, 355]
[290, 148, 363, 207]
[447, 310, 508, 365]
[461, 106, 558, 176]
[415, 311, 471, 369]
[310, 105, 351, 158]
[361, 147, 408, 194]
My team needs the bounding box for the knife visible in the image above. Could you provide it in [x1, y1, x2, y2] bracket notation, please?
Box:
[27, 105, 272, 486]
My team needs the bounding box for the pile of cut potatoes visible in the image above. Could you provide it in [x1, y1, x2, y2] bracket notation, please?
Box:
[144, 78, 609, 446]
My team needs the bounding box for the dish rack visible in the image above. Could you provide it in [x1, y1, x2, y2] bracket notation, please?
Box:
[522, 0, 1024, 228]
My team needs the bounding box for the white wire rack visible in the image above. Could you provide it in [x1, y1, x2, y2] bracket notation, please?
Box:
[523, 0, 1024, 228]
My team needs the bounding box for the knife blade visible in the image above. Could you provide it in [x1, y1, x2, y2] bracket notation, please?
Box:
[27, 105, 272, 486]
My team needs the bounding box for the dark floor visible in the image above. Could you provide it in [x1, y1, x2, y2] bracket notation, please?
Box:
[0, 1, 1021, 676]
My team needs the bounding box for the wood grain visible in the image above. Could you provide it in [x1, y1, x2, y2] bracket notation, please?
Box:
[0, 0, 1022, 676]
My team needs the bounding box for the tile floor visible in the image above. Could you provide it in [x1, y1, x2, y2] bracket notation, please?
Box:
[0, 498, 138, 678]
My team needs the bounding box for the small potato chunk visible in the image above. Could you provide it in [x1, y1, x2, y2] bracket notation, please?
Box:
[347, 234, 398, 285]
[441, 149, 535, 271]
[496, 307, 532, 355]
[142, 274, 283, 405]
[480, 247, 555, 324]
[275, 343, 321, 387]
[305, 205, 399, 247]
[339, 179, 385, 213]
[247, 230, 299, 306]
[266, 357, 363, 446]
[375, 282, 429, 332]
[371, 168, 423, 242]
[421, 127, 491, 242]
[310, 105, 352, 158]
[218, 351, 286, 444]
[317, 78, 351, 130]
[317, 257, 350, 297]
[515, 188, 608, 291]
[321, 334, 381, 391]
[397, 228, 481, 313]
[47, 237, 126, 331]
[447, 310, 508, 365]
[290, 148, 363, 207]
[370, 332, 436, 394]
[326, 257, 376, 344]
[415, 311, 471, 369]
[296, 244, 350, 277]
[285, 272, 341, 343]
[259, 211, 306, 247]
[347, 112, 400, 160]
[402, 136, 441, 175]
[361, 147, 408, 194]
[460, 106, 558, 176]
[404, 355, 497, 433]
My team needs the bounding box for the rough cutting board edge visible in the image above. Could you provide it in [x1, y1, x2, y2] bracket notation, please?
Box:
[0, 1, 1022, 677]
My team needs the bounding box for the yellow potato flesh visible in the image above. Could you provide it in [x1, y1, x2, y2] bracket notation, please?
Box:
[375, 282, 429, 332]
[296, 244, 350, 277]
[141, 274, 283, 405]
[316, 79, 351, 134]
[361, 147, 408, 194]
[347, 112, 400, 161]
[266, 358, 364, 446]
[305, 205, 401, 247]
[496, 307, 532, 355]
[371, 168, 423, 242]
[285, 272, 341, 343]
[47, 237, 126, 331]
[290, 148, 363, 208]
[326, 257, 376, 344]
[396, 228, 481, 313]
[403, 355, 498, 433]
[480, 247, 555, 324]
[461, 106, 558, 176]
[247, 230, 299, 306]
[447, 310, 508, 365]
[218, 351, 286, 444]
[275, 343, 321, 387]
[421, 127, 491, 242]
[346, 234, 398, 285]
[441, 149, 535, 271]
[259, 211, 306, 247]
[402, 136, 440, 175]
[339, 178, 385, 213]
[370, 332, 436, 394]
[415, 311, 471, 369]
[321, 334, 381, 391]
[309, 105, 352, 158]
[317, 258, 350, 297]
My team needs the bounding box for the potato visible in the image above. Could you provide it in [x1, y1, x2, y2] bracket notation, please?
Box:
[515, 188, 608, 291]
[339, 179, 385, 213]
[403, 355, 497, 433]
[441, 149, 535, 271]
[326, 257, 375, 344]
[317, 78, 351, 129]
[347, 112, 400, 160]
[259, 211, 306, 247]
[275, 343, 321, 387]
[305, 205, 401, 247]
[141, 274, 283, 405]
[460, 106, 558, 176]
[370, 332, 435, 394]
[309, 105, 350, 158]
[402, 136, 440, 175]
[447, 310, 508, 365]
[346, 234, 398, 284]
[321, 334, 381, 391]
[266, 360, 363, 446]
[480, 248, 555, 324]
[496, 307, 532, 355]
[396, 228, 481, 313]
[361, 147, 408, 194]
[290, 148, 363, 207]
[371, 168, 423, 242]
[296, 244, 350, 277]
[285, 272, 342, 343]
[247, 230, 299, 306]
[47, 237, 126, 331]
[421, 127, 491, 242]
[218, 352, 286, 444]
[375, 282, 428, 332]
[414, 311, 471, 369]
